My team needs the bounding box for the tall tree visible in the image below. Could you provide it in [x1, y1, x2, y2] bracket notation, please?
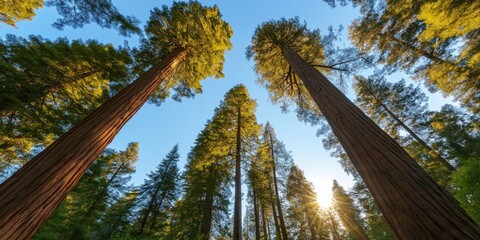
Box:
[135, 144, 180, 237]
[247, 17, 480, 239]
[353, 75, 455, 172]
[0, 35, 132, 168]
[171, 85, 258, 240]
[264, 123, 290, 240]
[286, 165, 324, 240]
[0, 2, 232, 238]
[333, 0, 480, 113]
[332, 180, 368, 240]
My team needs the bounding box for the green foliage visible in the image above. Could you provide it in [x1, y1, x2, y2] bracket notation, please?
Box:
[170, 85, 258, 239]
[247, 17, 324, 121]
[332, 180, 368, 240]
[135, 1, 233, 105]
[353, 74, 453, 185]
[451, 157, 480, 223]
[0, 35, 132, 169]
[346, 0, 480, 113]
[286, 165, 329, 239]
[45, 0, 141, 36]
[133, 145, 181, 238]
[0, 0, 42, 26]
[34, 143, 138, 239]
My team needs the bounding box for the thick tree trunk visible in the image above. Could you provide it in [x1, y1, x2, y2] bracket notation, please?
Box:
[270, 200, 282, 240]
[253, 182, 261, 240]
[375, 97, 455, 171]
[0, 48, 187, 240]
[282, 46, 480, 239]
[233, 107, 242, 240]
[268, 132, 289, 240]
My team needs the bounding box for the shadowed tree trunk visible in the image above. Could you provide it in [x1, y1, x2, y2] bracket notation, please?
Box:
[261, 204, 269, 240]
[281, 45, 480, 239]
[233, 107, 242, 240]
[267, 131, 289, 240]
[271, 200, 281, 240]
[252, 180, 261, 240]
[0, 48, 187, 240]
[199, 187, 215, 240]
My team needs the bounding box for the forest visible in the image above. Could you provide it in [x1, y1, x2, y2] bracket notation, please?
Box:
[0, 0, 479, 239]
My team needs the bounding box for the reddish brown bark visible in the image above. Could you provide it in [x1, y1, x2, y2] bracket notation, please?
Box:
[282, 46, 480, 239]
[0, 48, 187, 240]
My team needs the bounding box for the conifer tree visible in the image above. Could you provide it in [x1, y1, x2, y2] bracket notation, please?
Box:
[135, 144, 181, 238]
[247, 17, 480, 239]
[0, 2, 232, 238]
[0, 35, 132, 168]
[332, 180, 368, 240]
[286, 165, 325, 240]
[354, 75, 454, 171]
[326, 0, 480, 113]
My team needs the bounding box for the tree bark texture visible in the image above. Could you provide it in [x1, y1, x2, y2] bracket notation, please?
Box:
[233, 107, 242, 240]
[0, 48, 187, 240]
[282, 46, 480, 239]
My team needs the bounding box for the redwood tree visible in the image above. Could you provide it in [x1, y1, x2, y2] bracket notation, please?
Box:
[0, 2, 232, 239]
[247, 18, 480, 239]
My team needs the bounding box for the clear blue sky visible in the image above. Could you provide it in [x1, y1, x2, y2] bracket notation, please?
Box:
[1, 0, 454, 206]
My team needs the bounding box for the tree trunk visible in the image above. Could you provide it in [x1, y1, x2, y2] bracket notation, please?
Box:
[253, 181, 261, 240]
[375, 97, 455, 171]
[271, 200, 282, 240]
[233, 107, 242, 240]
[0, 48, 187, 240]
[281, 45, 480, 239]
[301, 200, 317, 240]
[261, 204, 268, 240]
[268, 131, 289, 240]
[328, 211, 341, 240]
[199, 183, 215, 240]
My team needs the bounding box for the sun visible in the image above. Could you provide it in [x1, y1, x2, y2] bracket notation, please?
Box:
[314, 180, 333, 209]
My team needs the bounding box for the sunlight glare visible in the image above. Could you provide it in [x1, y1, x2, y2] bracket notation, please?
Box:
[314, 180, 333, 209]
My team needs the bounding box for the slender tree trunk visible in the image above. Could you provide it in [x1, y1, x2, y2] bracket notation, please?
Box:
[199, 184, 215, 240]
[0, 48, 187, 240]
[335, 210, 368, 240]
[268, 132, 289, 239]
[271, 200, 282, 240]
[140, 155, 175, 234]
[261, 204, 268, 240]
[281, 45, 480, 239]
[328, 211, 341, 240]
[71, 161, 125, 239]
[301, 195, 317, 240]
[233, 107, 242, 240]
[375, 97, 455, 171]
[253, 182, 261, 240]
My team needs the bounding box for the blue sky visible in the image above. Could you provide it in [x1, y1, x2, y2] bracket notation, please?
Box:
[1, 0, 455, 207]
